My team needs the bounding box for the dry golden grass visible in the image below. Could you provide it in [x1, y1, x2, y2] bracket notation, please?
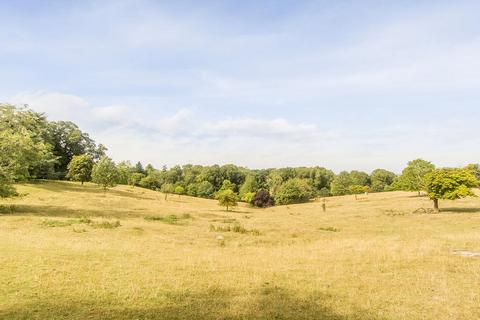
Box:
[1, 180, 479, 319]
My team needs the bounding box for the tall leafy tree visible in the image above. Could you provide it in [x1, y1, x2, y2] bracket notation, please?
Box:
[350, 170, 370, 186]
[216, 189, 238, 211]
[160, 183, 175, 200]
[47, 121, 105, 178]
[267, 171, 283, 195]
[66, 154, 94, 185]
[128, 172, 145, 187]
[197, 181, 215, 198]
[370, 169, 397, 192]
[0, 105, 54, 196]
[91, 157, 119, 191]
[348, 185, 369, 200]
[135, 162, 145, 174]
[425, 168, 478, 211]
[274, 178, 313, 205]
[394, 159, 435, 195]
[116, 161, 134, 185]
[330, 172, 353, 196]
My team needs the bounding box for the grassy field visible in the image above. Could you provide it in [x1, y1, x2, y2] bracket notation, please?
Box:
[1, 181, 479, 320]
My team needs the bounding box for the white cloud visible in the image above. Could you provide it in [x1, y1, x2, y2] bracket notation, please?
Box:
[6, 91, 337, 168]
[9, 91, 89, 122]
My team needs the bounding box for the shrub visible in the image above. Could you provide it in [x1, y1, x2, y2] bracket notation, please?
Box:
[186, 184, 198, 197]
[253, 189, 274, 208]
[174, 186, 185, 195]
[242, 192, 256, 204]
[128, 172, 145, 187]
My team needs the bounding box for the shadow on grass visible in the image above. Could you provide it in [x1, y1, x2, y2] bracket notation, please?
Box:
[0, 204, 138, 219]
[27, 180, 156, 200]
[0, 285, 382, 320]
[441, 207, 480, 214]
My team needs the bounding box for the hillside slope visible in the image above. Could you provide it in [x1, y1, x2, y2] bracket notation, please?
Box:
[0, 181, 479, 319]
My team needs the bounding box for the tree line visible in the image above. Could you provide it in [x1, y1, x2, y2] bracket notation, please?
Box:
[1, 104, 479, 211]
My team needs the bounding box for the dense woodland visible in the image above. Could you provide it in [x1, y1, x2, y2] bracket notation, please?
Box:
[1, 105, 479, 209]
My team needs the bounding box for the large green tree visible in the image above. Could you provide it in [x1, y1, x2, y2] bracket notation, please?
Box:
[330, 172, 353, 196]
[66, 154, 94, 185]
[47, 121, 106, 178]
[370, 169, 397, 192]
[91, 157, 119, 191]
[394, 159, 435, 195]
[274, 178, 313, 205]
[0, 105, 54, 196]
[350, 170, 370, 186]
[425, 168, 478, 211]
[216, 189, 238, 211]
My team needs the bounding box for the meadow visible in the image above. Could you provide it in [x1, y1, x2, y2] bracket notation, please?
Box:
[1, 181, 479, 320]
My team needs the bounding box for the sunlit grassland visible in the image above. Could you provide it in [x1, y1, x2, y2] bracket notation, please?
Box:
[1, 181, 479, 319]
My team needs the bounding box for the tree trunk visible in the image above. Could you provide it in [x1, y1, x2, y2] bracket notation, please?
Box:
[433, 198, 439, 212]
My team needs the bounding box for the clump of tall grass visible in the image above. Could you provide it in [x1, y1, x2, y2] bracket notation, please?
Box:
[90, 220, 121, 229]
[209, 223, 262, 236]
[318, 227, 340, 232]
[144, 213, 192, 225]
[41, 219, 77, 228]
[40, 217, 121, 229]
[0, 204, 16, 214]
[40, 217, 92, 228]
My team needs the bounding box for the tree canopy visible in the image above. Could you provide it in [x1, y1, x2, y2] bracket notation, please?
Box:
[425, 168, 478, 211]
[91, 157, 119, 191]
[66, 154, 94, 184]
[394, 159, 435, 194]
[216, 189, 238, 211]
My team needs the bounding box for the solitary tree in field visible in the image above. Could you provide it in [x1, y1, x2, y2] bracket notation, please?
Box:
[394, 159, 435, 195]
[91, 157, 119, 191]
[66, 154, 93, 185]
[425, 168, 478, 212]
[216, 189, 238, 211]
[349, 185, 369, 200]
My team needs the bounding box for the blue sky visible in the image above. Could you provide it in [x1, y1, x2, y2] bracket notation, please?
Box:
[1, 0, 479, 172]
